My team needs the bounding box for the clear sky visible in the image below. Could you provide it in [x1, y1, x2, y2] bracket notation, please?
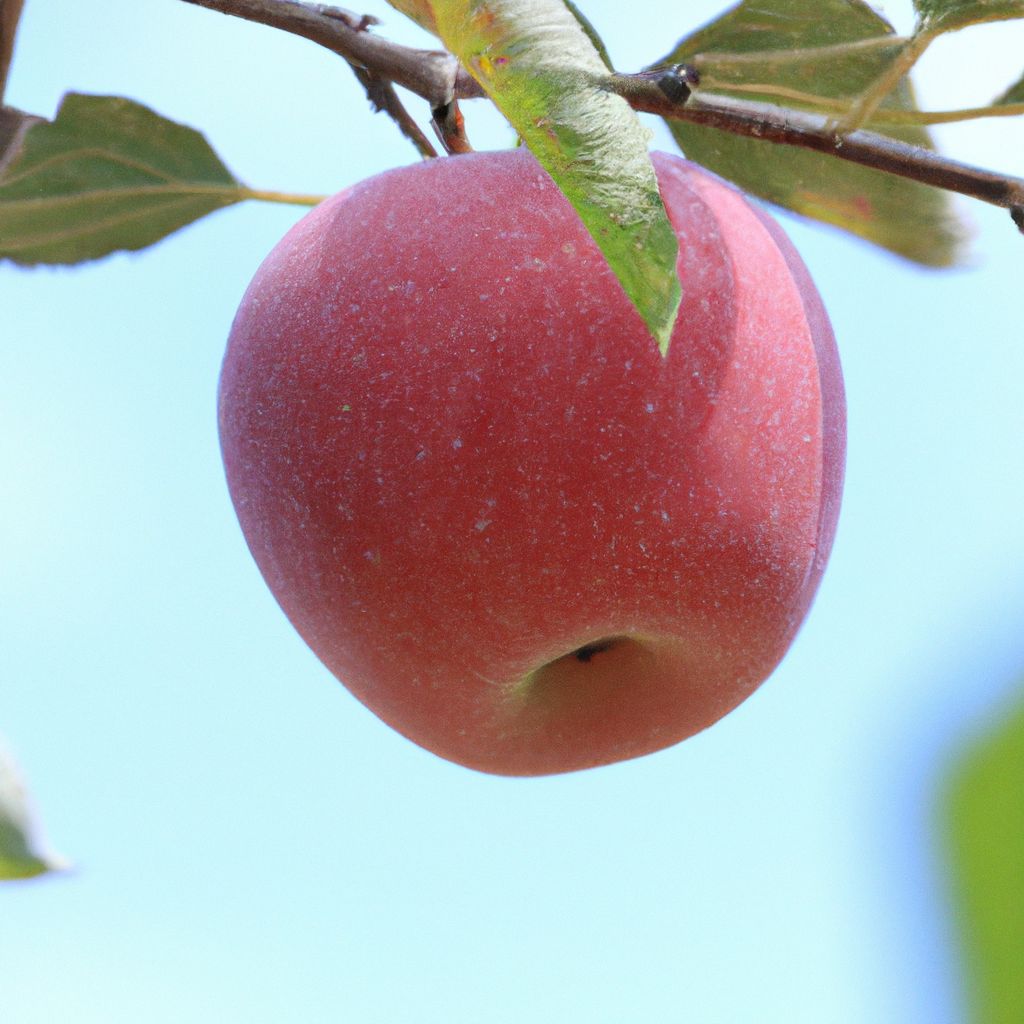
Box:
[3, 2, 1023, 1022]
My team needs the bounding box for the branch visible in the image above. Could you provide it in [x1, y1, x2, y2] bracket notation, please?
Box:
[179, 0, 1024, 223]
[1, 0, 26, 100]
[347, 59, 438, 158]
[612, 68, 1024, 217]
[179, 0, 483, 108]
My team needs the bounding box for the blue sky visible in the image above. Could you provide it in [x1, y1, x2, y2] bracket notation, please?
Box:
[3, 2, 1024, 1021]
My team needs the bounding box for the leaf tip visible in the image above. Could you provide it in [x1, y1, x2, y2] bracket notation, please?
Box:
[650, 273, 681, 359]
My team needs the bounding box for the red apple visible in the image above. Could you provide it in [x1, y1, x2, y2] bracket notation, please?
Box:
[218, 149, 845, 776]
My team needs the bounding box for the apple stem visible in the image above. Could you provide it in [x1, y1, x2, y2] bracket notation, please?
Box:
[431, 100, 472, 155]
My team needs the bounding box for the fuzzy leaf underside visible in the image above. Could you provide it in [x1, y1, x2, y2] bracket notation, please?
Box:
[654, 0, 964, 266]
[914, 0, 1024, 32]
[0, 92, 247, 265]
[562, 0, 614, 72]
[943, 692, 1024, 1023]
[395, 0, 681, 353]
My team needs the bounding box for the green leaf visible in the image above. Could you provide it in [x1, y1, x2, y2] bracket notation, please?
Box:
[653, 0, 965, 266]
[0, 92, 249, 265]
[402, 0, 680, 353]
[943, 691, 1024, 1024]
[995, 70, 1024, 104]
[0, 743, 66, 881]
[913, 0, 1024, 32]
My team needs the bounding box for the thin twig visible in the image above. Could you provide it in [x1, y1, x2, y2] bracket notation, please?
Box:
[348, 62, 438, 158]
[314, 7, 438, 157]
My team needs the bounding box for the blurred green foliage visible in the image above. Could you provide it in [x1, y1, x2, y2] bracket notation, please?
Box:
[943, 688, 1024, 1023]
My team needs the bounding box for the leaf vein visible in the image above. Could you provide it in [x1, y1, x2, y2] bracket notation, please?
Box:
[0, 193, 234, 253]
[0, 145, 223, 190]
[0, 181, 247, 210]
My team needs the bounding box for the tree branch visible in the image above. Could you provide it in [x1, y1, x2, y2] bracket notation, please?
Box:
[179, 0, 1024, 224]
[179, 0, 483, 107]
[1, 0, 26, 101]
[614, 70, 1024, 216]
[347, 60, 438, 158]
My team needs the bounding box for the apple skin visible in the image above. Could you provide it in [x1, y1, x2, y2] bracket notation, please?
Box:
[218, 149, 845, 776]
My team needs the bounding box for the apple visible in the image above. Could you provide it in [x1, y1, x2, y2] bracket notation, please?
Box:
[218, 148, 845, 776]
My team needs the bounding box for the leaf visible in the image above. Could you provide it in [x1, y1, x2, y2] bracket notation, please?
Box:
[994, 70, 1024, 105]
[913, 0, 1024, 32]
[943, 691, 1024, 1023]
[424, 0, 680, 352]
[653, 0, 965, 266]
[0, 92, 250, 265]
[0, 742, 66, 881]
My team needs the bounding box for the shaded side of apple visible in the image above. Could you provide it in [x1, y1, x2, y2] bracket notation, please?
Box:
[219, 149, 845, 776]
